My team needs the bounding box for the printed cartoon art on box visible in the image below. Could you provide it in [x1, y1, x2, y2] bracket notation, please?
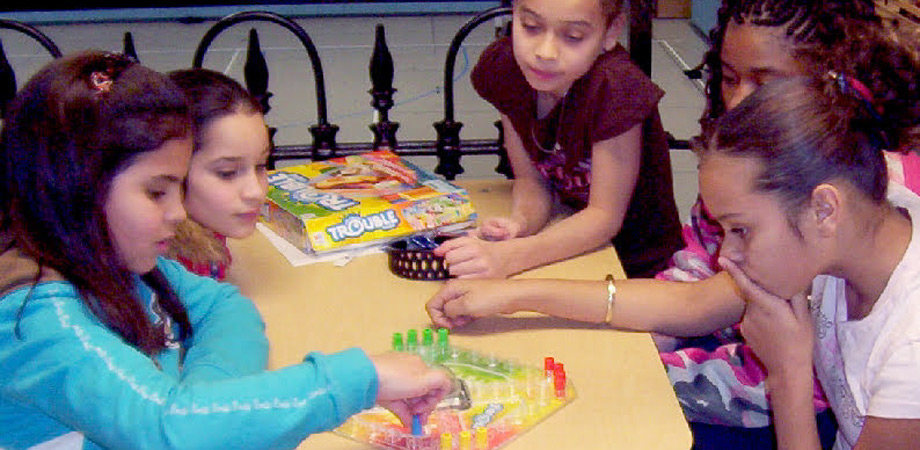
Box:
[308, 154, 418, 196]
[262, 150, 477, 254]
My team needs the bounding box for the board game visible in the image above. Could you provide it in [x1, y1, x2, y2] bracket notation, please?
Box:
[334, 329, 576, 450]
[261, 150, 477, 254]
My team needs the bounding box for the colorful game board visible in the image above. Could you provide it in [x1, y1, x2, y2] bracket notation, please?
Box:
[334, 329, 576, 450]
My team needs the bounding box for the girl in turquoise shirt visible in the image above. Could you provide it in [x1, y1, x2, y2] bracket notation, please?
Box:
[0, 50, 450, 450]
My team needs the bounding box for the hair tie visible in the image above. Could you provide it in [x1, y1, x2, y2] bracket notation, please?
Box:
[828, 71, 891, 149]
[829, 71, 882, 121]
[90, 71, 114, 93]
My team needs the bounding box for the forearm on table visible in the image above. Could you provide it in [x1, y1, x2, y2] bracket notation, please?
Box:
[507, 274, 744, 336]
[612, 275, 745, 336]
[508, 175, 553, 236]
[501, 205, 622, 274]
[506, 279, 611, 322]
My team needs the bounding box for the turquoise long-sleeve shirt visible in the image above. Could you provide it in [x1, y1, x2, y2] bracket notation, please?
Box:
[0, 257, 378, 450]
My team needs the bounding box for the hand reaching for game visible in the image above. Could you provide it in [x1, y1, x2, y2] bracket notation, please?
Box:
[433, 236, 516, 279]
[432, 216, 524, 278]
[370, 352, 452, 426]
[719, 257, 814, 380]
[475, 216, 524, 241]
[426, 279, 519, 329]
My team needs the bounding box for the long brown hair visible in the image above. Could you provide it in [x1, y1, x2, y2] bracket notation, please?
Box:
[0, 51, 193, 355]
[167, 68, 263, 155]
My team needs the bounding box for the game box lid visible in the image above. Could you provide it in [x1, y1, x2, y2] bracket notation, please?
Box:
[261, 150, 477, 254]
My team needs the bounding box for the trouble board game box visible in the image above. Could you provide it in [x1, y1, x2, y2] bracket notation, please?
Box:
[261, 150, 477, 254]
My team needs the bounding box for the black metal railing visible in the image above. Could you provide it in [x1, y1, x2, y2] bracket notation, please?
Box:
[191, 10, 340, 165]
[0, 19, 61, 118]
[1, 3, 688, 179]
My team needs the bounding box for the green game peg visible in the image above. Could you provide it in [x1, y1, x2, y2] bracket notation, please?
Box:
[392, 332, 404, 351]
[423, 328, 434, 347]
[437, 328, 449, 350]
[407, 329, 418, 351]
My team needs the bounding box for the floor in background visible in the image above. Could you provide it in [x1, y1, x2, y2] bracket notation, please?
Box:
[0, 13, 708, 220]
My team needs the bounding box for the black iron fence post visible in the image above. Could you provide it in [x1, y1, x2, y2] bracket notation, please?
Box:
[369, 23, 399, 150]
[434, 6, 512, 180]
[192, 10, 339, 166]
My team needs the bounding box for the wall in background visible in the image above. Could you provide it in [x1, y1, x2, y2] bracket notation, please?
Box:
[0, 1, 501, 24]
[690, 0, 718, 38]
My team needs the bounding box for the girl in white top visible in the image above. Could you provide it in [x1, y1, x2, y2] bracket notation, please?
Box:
[807, 183, 920, 449]
[701, 28, 920, 447]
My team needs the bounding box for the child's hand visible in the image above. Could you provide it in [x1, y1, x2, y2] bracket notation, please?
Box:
[719, 257, 814, 380]
[369, 352, 452, 426]
[433, 236, 513, 279]
[426, 279, 518, 329]
[475, 217, 523, 241]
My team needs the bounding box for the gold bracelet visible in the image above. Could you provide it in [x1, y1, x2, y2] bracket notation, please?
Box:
[604, 274, 616, 324]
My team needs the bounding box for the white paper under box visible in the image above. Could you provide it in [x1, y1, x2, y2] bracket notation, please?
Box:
[261, 150, 478, 254]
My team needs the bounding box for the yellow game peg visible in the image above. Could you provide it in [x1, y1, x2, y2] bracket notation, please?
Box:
[459, 430, 472, 450]
[475, 427, 488, 449]
[440, 432, 452, 450]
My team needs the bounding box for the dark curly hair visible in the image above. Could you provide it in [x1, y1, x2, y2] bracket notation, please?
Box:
[802, 23, 920, 155]
[700, 23, 920, 225]
[701, 0, 880, 126]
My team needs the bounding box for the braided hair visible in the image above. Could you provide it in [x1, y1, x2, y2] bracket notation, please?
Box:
[701, 0, 880, 125]
[699, 23, 920, 226]
[804, 23, 920, 155]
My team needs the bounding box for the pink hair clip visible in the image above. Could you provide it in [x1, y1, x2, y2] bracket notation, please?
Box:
[829, 70, 883, 119]
[828, 71, 874, 102]
[90, 71, 114, 93]
[828, 70, 890, 149]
